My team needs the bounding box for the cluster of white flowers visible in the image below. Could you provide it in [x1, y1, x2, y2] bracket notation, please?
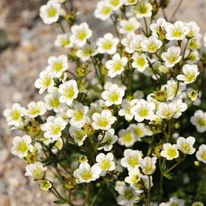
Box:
[4, 0, 206, 205]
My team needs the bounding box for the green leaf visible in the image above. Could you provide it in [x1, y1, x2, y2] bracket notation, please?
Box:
[163, 172, 174, 180]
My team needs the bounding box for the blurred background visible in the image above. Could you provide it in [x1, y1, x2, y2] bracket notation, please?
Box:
[0, 0, 206, 205]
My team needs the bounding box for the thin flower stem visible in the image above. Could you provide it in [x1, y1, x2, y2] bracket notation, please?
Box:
[143, 17, 149, 37]
[146, 176, 151, 206]
[166, 155, 186, 173]
[96, 131, 106, 149]
[51, 186, 68, 202]
[170, 0, 184, 21]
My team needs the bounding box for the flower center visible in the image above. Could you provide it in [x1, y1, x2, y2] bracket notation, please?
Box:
[53, 62, 63, 72]
[137, 4, 148, 14]
[65, 88, 75, 99]
[113, 61, 123, 71]
[48, 7, 57, 18]
[11, 110, 21, 120]
[128, 155, 139, 167]
[98, 118, 109, 127]
[50, 97, 60, 108]
[201, 152, 206, 161]
[51, 124, 61, 135]
[43, 76, 52, 87]
[136, 57, 146, 67]
[109, 91, 120, 102]
[172, 28, 183, 37]
[74, 109, 84, 121]
[167, 148, 177, 158]
[77, 30, 87, 41]
[101, 159, 111, 170]
[103, 41, 113, 50]
[124, 190, 134, 200]
[102, 6, 112, 15]
[81, 170, 93, 180]
[17, 141, 29, 153]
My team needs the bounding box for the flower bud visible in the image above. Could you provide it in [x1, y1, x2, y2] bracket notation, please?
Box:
[25, 152, 38, 164]
[77, 64, 90, 77]
[79, 155, 88, 163]
[83, 123, 95, 136]
[28, 121, 41, 136]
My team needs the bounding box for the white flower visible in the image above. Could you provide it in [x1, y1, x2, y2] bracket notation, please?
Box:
[94, 1, 112, 21]
[196, 144, 206, 164]
[141, 36, 162, 53]
[70, 22, 92, 47]
[39, 1, 61, 24]
[156, 102, 176, 120]
[186, 21, 200, 38]
[188, 38, 201, 50]
[139, 156, 157, 175]
[26, 101, 47, 118]
[25, 162, 46, 180]
[150, 18, 167, 37]
[134, 1, 153, 18]
[97, 33, 119, 55]
[58, 80, 79, 106]
[191, 202, 204, 206]
[11, 135, 33, 158]
[131, 34, 146, 53]
[97, 128, 118, 151]
[124, 168, 141, 185]
[121, 33, 136, 53]
[159, 203, 169, 206]
[161, 143, 179, 160]
[54, 33, 73, 48]
[173, 99, 188, 118]
[94, 153, 115, 175]
[132, 53, 149, 72]
[41, 116, 67, 140]
[52, 137, 63, 153]
[118, 99, 138, 121]
[122, 0, 137, 5]
[44, 88, 62, 113]
[39, 180, 52, 191]
[106, 53, 128, 78]
[118, 127, 136, 147]
[131, 99, 155, 122]
[177, 64, 199, 84]
[92, 110, 116, 130]
[69, 126, 87, 146]
[162, 79, 186, 101]
[73, 162, 101, 183]
[117, 185, 139, 206]
[101, 83, 125, 106]
[67, 102, 89, 128]
[167, 196, 185, 206]
[176, 136, 196, 155]
[106, 0, 122, 10]
[118, 17, 140, 34]
[76, 44, 97, 62]
[121, 149, 142, 170]
[46, 55, 69, 78]
[191, 110, 206, 133]
[129, 123, 153, 141]
[34, 70, 54, 94]
[4, 103, 26, 127]
[165, 21, 190, 41]
[141, 174, 153, 189]
[161, 46, 182, 68]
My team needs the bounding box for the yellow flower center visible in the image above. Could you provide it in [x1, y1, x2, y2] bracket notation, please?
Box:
[197, 117, 206, 127]
[65, 87, 75, 99]
[125, 24, 135, 31]
[109, 91, 120, 102]
[167, 147, 177, 158]
[81, 170, 93, 180]
[128, 155, 139, 168]
[53, 62, 63, 72]
[102, 6, 112, 15]
[98, 118, 109, 128]
[48, 7, 57, 18]
[113, 61, 123, 71]
[61, 39, 70, 47]
[51, 124, 61, 135]
[172, 29, 183, 37]
[77, 30, 87, 41]
[139, 107, 149, 117]
[137, 4, 149, 14]
[110, 0, 120, 6]
[17, 141, 29, 153]
[101, 159, 111, 170]
[75, 130, 86, 141]
[201, 151, 206, 161]
[103, 41, 113, 50]
[134, 128, 143, 137]
[42, 76, 51, 87]
[123, 133, 133, 143]
[32, 168, 43, 179]
[148, 42, 158, 52]
[168, 54, 178, 64]
[124, 190, 134, 200]
[74, 109, 84, 121]
[50, 97, 60, 108]
[31, 107, 41, 115]
[186, 72, 196, 82]
[136, 57, 146, 68]
[11, 110, 21, 120]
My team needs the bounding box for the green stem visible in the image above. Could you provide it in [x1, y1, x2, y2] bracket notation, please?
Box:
[143, 17, 149, 37]
[146, 176, 151, 206]
[166, 155, 186, 173]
